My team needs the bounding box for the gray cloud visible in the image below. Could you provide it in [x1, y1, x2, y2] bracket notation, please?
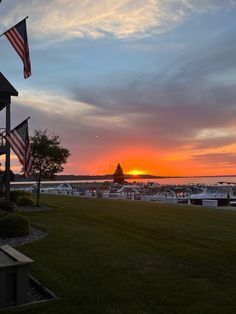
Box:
[191, 136, 236, 150]
[69, 26, 236, 147]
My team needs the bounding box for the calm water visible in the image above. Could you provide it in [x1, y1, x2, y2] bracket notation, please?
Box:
[11, 176, 236, 186]
[128, 177, 236, 185]
[146, 177, 236, 185]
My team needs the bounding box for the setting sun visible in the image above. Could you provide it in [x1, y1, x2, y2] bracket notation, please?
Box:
[127, 169, 148, 176]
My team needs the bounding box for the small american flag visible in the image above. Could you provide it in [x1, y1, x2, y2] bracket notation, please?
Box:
[4, 18, 31, 78]
[5, 119, 32, 177]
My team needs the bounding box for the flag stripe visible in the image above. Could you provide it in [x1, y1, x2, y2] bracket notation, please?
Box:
[4, 119, 32, 177]
[6, 29, 25, 58]
[5, 32, 24, 59]
[12, 27, 25, 47]
[5, 134, 25, 164]
[13, 129, 26, 148]
[7, 130, 26, 155]
[5, 132, 25, 157]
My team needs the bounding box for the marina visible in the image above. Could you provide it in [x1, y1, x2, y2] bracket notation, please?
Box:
[11, 179, 236, 208]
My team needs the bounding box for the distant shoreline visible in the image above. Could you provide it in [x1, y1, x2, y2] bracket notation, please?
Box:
[14, 173, 236, 182]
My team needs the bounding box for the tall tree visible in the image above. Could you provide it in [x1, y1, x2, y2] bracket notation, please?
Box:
[113, 163, 125, 184]
[31, 130, 70, 206]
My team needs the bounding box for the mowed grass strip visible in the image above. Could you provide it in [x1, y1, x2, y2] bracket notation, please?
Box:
[3, 195, 236, 314]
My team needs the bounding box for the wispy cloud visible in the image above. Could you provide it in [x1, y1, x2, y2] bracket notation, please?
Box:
[16, 89, 93, 118]
[191, 152, 236, 167]
[1, 0, 234, 41]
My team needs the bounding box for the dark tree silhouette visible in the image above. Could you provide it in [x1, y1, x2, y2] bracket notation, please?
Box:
[31, 130, 70, 206]
[113, 163, 124, 184]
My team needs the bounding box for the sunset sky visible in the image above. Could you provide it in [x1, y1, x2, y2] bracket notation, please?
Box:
[0, 1, 236, 176]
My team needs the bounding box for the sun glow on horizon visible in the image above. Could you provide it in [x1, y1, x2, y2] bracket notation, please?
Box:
[127, 169, 148, 176]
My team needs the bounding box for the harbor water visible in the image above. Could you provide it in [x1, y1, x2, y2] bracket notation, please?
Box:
[11, 176, 236, 187]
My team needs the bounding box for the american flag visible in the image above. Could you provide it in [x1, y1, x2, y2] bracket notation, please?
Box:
[4, 18, 31, 78]
[5, 119, 32, 177]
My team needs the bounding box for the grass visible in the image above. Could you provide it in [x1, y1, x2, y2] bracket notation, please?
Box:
[2, 195, 236, 314]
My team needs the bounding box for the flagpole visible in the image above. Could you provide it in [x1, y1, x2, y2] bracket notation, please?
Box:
[5, 100, 10, 200]
[0, 16, 29, 38]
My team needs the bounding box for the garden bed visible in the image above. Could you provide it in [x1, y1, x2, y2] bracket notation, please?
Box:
[0, 227, 48, 247]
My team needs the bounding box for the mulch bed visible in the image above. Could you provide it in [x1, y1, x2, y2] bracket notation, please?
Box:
[0, 227, 48, 247]
[0, 205, 51, 247]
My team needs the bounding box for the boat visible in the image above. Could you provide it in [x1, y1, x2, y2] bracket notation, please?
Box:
[150, 188, 178, 204]
[189, 183, 236, 206]
[103, 185, 141, 200]
[40, 183, 74, 195]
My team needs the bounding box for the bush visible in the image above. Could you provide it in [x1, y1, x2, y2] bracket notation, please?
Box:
[0, 199, 15, 212]
[10, 190, 32, 202]
[16, 195, 34, 206]
[0, 213, 30, 237]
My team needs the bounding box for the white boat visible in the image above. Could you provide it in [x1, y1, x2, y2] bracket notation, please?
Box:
[189, 183, 236, 206]
[150, 188, 178, 204]
[40, 183, 74, 195]
[103, 185, 141, 200]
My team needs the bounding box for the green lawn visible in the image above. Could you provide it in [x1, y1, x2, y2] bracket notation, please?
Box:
[3, 195, 236, 314]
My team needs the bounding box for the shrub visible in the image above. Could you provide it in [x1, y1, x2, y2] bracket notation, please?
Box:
[10, 190, 32, 202]
[16, 195, 34, 206]
[0, 199, 15, 212]
[0, 213, 30, 237]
